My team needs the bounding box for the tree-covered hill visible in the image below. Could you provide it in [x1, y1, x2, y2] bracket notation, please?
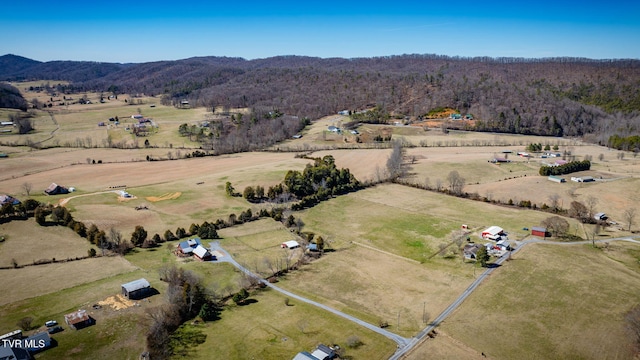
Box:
[1, 53, 639, 142]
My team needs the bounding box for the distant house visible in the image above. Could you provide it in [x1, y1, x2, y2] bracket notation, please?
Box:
[594, 212, 607, 221]
[281, 240, 300, 249]
[193, 245, 213, 261]
[450, 113, 462, 120]
[293, 352, 318, 360]
[64, 310, 94, 330]
[44, 183, 69, 195]
[131, 114, 144, 119]
[311, 344, 336, 360]
[0, 194, 20, 205]
[496, 239, 511, 251]
[307, 243, 319, 252]
[481, 226, 505, 240]
[463, 243, 482, 260]
[121, 278, 152, 300]
[337, 110, 349, 115]
[531, 226, 548, 237]
[292, 344, 336, 360]
[0, 121, 15, 127]
[177, 237, 202, 255]
[118, 190, 132, 198]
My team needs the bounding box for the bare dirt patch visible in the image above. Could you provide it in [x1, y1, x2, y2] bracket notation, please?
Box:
[146, 192, 181, 202]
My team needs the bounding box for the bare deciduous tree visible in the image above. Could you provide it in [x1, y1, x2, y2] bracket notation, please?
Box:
[386, 140, 405, 180]
[446, 170, 465, 195]
[21, 182, 32, 196]
[548, 193, 561, 212]
[542, 216, 569, 237]
[624, 208, 637, 232]
[585, 196, 598, 220]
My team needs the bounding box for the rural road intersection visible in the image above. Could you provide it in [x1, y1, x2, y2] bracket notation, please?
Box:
[209, 235, 640, 359]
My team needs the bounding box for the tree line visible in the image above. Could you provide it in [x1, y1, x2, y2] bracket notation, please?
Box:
[539, 160, 591, 176]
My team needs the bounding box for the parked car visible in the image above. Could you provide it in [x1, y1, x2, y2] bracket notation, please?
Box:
[45, 320, 57, 327]
[47, 326, 63, 334]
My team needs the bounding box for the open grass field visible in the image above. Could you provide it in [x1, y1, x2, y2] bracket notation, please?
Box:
[0, 256, 138, 306]
[431, 242, 640, 359]
[184, 287, 396, 360]
[2, 86, 640, 359]
[0, 218, 97, 267]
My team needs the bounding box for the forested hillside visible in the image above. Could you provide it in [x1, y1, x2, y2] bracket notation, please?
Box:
[1, 54, 639, 143]
[0, 82, 27, 111]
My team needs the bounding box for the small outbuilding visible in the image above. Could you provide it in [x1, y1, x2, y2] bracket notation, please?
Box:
[548, 175, 565, 183]
[281, 240, 300, 249]
[64, 310, 94, 330]
[121, 278, 152, 300]
[531, 226, 548, 237]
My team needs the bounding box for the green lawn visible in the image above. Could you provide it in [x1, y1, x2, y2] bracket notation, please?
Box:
[183, 288, 396, 360]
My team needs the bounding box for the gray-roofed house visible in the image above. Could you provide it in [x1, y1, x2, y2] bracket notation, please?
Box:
[21, 331, 51, 353]
[0, 346, 31, 360]
[293, 351, 318, 360]
[121, 278, 152, 300]
[311, 344, 336, 360]
[177, 237, 202, 256]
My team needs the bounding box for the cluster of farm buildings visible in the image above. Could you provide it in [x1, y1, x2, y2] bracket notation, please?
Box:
[0, 277, 154, 358]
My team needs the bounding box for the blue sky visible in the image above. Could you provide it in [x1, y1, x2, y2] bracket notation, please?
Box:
[1, 0, 639, 63]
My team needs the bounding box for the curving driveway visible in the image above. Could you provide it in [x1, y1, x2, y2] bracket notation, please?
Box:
[208, 241, 411, 348]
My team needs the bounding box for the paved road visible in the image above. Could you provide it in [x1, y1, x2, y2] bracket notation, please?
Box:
[208, 242, 412, 348]
[209, 236, 640, 359]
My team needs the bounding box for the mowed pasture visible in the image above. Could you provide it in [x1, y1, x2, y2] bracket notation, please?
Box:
[0, 218, 96, 267]
[274, 185, 591, 338]
[429, 242, 640, 360]
[185, 288, 396, 360]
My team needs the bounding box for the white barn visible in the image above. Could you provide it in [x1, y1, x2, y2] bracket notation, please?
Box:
[281, 240, 300, 249]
